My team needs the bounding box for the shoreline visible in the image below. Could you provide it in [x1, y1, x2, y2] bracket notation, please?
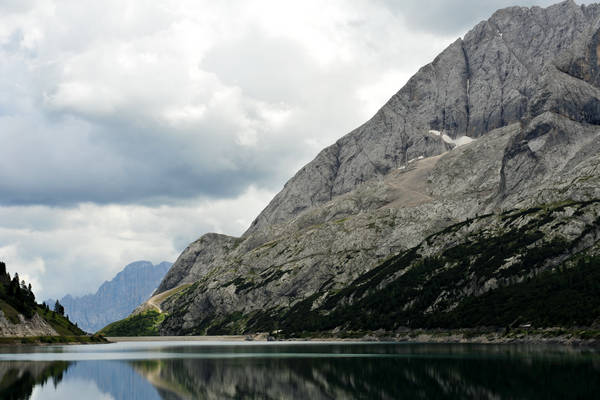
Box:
[105, 328, 600, 347]
[107, 335, 248, 342]
[4, 329, 598, 347]
[0, 335, 108, 346]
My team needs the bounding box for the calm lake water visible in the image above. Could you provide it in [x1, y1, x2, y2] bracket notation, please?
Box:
[0, 341, 599, 399]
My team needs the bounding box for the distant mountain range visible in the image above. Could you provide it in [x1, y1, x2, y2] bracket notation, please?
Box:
[47, 261, 171, 333]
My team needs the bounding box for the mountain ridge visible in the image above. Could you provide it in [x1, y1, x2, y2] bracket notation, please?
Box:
[240, 0, 600, 239]
[113, 1, 600, 337]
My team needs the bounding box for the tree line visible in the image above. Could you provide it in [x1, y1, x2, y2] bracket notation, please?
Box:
[0, 261, 66, 319]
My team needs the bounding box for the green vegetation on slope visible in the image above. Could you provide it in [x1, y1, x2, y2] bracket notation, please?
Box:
[233, 200, 600, 336]
[99, 310, 165, 336]
[0, 261, 85, 338]
[0, 335, 107, 345]
[428, 256, 600, 328]
[0, 300, 22, 325]
[98, 283, 196, 336]
[36, 305, 85, 336]
[0, 262, 37, 319]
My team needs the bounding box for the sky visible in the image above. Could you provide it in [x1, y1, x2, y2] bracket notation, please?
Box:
[0, 0, 591, 300]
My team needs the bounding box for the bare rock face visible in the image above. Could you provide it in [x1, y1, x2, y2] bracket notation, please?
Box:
[147, 1, 600, 336]
[243, 0, 600, 236]
[498, 112, 600, 209]
[0, 311, 57, 336]
[155, 234, 239, 294]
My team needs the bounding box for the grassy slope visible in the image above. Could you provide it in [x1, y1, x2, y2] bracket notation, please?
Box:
[36, 306, 86, 336]
[270, 255, 600, 334]
[1, 262, 91, 340]
[99, 310, 165, 336]
[1, 302, 86, 339]
[99, 283, 193, 336]
[0, 300, 21, 324]
[0, 306, 106, 344]
[427, 256, 600, 328]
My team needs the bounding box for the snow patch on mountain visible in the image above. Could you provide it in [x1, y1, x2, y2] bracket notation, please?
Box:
[429, 130, 475, 147]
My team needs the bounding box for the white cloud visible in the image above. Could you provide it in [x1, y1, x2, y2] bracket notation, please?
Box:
[31, 377, 115, 400]
[0, 243, 45, 295]
[1, 0, 458, 204]
[0, 186, 275, 299]
[0, 0, 473, 298]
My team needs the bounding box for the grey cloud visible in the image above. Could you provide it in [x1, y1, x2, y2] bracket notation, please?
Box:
[0, 0, 36, 13]
[0, 22, 404, 207]
[0, 114, 271, 205]
[0, 188, 274, 299]
[202, 30, 316, 103]
[8, 0, 572, 210]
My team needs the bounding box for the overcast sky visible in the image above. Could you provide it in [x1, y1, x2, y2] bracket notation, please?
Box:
[0, 0, 590, 300]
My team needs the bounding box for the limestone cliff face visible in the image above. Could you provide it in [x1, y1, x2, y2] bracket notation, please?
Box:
[242, 0, 600, 236]
[49, 261, 171, 333]
[142, 1, 600, 335]
[155, 235, 238, 295]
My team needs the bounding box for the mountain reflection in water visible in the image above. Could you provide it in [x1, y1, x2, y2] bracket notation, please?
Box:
[0, 343, 599, 399]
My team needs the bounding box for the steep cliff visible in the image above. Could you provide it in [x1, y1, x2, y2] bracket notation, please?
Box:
[242, 0, 600, 236]
[117, 1, 600, 336]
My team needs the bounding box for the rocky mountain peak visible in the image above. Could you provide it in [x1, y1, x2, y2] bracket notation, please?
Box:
[134, 2, 600, 338]
[242, 1, 600, 238]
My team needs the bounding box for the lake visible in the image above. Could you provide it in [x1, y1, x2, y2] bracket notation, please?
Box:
[0, 341, 598, 399]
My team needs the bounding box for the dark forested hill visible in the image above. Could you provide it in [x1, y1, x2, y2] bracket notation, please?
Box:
[0, 261, 86, 338]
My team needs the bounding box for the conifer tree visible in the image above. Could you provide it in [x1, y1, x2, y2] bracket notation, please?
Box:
[54, 300, 65, 316]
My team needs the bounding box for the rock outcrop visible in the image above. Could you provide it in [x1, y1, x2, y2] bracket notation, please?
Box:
[0, 310, 58, 336]
[156, 235, 237, 294]
[122, 1, 600, 336]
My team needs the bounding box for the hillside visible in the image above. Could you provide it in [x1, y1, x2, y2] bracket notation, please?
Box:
[110, 1, 600, 337]
[238, 200, 600, 336]
[47, 261, 171, 333]
[0, 261, 92, 341]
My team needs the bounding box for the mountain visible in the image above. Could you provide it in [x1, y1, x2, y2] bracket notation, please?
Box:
[112, 1, 600, 337]
[0, 261, 86, 339]
[48, 261, 171, 333]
